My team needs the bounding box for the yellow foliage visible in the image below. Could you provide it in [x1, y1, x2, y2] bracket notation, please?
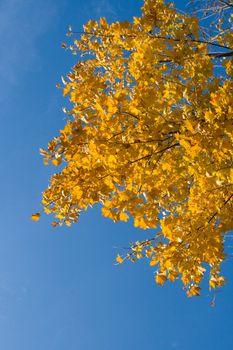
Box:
[38, 0, 233, 296]
[31, 213, 40, 221]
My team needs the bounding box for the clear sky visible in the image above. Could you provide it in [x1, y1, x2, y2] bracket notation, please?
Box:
[0, 0, 232, 349]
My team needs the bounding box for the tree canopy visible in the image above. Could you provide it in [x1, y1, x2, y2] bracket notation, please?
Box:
[35, 0, 233, 296]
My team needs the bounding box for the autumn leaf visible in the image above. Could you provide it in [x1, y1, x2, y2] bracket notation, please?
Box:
[52, 158, 62, 166]
[52, 221, 59, 227]
[63, 84, 71, 96]
[119, 212, 129, 222]
[116, 255, 123, 264]
[150, 258, 158, 266]
[31, 213, 40, 221]
[155, 273, 167, 286]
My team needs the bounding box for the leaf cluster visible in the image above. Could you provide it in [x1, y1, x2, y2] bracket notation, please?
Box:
[37, 0, 233, 296]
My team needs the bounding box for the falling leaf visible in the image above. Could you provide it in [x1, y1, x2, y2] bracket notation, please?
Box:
[31, 213, 40, 221]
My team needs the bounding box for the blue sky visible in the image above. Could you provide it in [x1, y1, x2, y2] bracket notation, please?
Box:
[0, 0, 232, 349]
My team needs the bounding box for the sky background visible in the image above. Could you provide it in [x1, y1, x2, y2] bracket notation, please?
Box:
[0, 0, 232, 349]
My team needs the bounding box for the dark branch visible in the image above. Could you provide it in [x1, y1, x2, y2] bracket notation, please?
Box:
[208, 193, 233, 223]
[71, 31, 233, 51]
[208, 50, 233, 58]
[129, 142, 179, 164]
[219, 0, 233, 8]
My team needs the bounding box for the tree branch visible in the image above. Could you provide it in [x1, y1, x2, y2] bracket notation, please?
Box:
[208, 193, 233, 223]
[219, 0, 233, 8]
[208, 50, 233, 58]
[71, 31, 233, 51]
[129, 142, 179, 164]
